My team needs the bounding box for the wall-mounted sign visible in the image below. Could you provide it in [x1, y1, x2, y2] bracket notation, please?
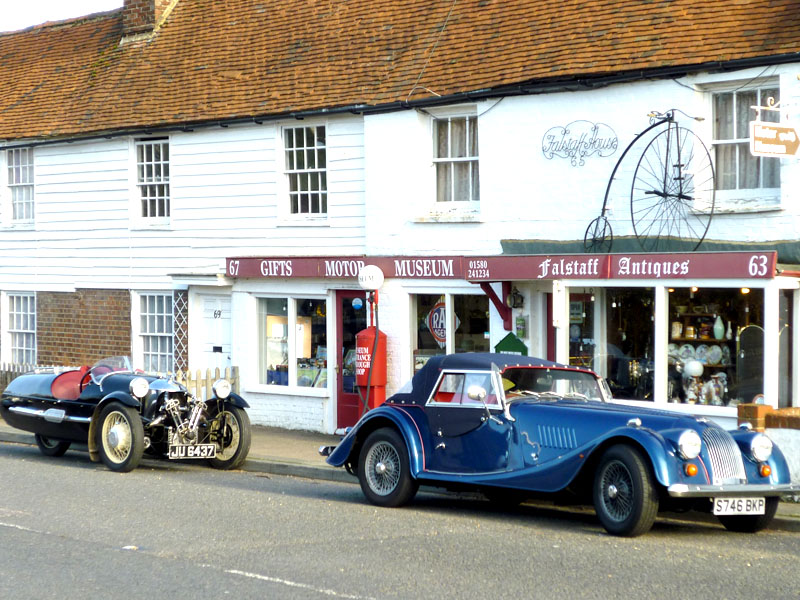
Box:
[542, 120, 618, 166]
[750, 121, 799, 157]
[226, 251, 778, 281]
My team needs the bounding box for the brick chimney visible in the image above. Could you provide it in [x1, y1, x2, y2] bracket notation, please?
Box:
[122, 0, 172, 37]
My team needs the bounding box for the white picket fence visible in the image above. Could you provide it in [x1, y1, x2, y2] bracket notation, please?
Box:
[0, 362, 240, 397]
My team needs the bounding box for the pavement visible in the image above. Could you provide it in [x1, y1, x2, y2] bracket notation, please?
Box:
[2, 417, 799, 533]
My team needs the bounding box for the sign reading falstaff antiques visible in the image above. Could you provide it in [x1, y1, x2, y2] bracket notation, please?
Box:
[541, 120, 618, 166]
[227, 252, 777, 281]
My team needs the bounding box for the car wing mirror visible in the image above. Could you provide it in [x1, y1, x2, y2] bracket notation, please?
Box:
[468, 384, 505, 425]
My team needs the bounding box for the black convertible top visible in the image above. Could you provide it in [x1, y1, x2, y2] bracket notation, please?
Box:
[388, 353, 571, 407]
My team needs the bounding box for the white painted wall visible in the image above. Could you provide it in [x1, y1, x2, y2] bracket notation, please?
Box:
[363, 65, 800, 257]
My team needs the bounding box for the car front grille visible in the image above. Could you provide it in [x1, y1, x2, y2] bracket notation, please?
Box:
[702, 426, 746, 485]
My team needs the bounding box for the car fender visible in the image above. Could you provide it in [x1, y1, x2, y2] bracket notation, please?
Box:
[589, 426, 677, 488]
[326, 405, 426, 476]
[729, 428, 793, 483]
[86, 392, 141, 463]
[220, 392, 249, 409]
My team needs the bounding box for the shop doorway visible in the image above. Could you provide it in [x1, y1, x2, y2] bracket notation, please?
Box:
[336, 290, 368, 429]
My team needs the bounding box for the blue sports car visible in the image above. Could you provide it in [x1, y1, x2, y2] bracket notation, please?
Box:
[321, 353, 798, 536]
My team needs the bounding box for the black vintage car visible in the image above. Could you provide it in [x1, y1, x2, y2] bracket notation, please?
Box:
[1, 356, 251, 472]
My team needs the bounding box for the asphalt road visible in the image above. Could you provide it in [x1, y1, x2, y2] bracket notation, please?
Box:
[1, 442, 798, 599]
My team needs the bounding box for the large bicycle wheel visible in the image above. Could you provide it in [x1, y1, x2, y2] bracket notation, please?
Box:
[631, 125, 715, 252]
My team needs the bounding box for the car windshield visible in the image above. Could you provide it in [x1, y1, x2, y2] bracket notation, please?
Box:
[89, 356, 134, 383]
[502, 367, 606, 402]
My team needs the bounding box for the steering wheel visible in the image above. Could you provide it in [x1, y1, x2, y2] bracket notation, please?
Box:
[79, 369, 93, 392]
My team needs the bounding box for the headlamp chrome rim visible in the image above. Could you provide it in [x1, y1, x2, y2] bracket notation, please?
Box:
[129, 377, 150, 400]
[677, 429, 702, 460]
[750, 433, 773, 462]
[212, 378, 232, 399]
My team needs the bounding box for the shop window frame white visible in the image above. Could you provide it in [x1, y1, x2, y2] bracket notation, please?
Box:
[255, 295, 330, 395]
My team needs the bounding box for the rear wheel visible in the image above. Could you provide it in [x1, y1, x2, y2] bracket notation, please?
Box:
[96, 402, 144, 473]
[207, 406, 251, 470]
[358, 428, 418, 507]
[34, 434, 71, 457]
[718, 497, 779, 533]
[593, 445, 659, 537]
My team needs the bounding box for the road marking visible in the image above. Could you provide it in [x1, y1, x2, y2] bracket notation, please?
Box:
[225, 569, 375, 599]
[0, 521, 41, 533]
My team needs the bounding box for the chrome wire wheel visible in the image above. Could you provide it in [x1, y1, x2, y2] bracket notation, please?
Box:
[96, 402, 144, 472]
[598, 460, 634, 522]
[592, 445, 658, 537]
[102, 410, 133, 464]
[364, 440, 401, 496]
[357, 428, 418, 507]
[207, 406, 251, 470]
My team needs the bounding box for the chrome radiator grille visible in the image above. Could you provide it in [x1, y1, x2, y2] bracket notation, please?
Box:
[702, 427, 746, 485]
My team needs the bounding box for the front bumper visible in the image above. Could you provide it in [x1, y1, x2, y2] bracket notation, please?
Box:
[668, 482, 800, 498]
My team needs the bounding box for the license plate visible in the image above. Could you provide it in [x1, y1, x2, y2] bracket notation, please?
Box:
[168, 444, 217, 459]
[712, 497, 765, 516]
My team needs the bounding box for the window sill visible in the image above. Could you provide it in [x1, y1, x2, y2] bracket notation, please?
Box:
[246, 383, 329, 398]
[0, 221, 34, 230]
[130, 218, 172, 231]
[277, 216, 330, 227]
[413, 211, 482, 224]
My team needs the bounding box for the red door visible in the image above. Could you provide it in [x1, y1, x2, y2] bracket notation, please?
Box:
[336, 290, 368, 429]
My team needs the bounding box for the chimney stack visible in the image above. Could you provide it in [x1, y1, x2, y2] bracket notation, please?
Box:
[122, 0, 172, 38]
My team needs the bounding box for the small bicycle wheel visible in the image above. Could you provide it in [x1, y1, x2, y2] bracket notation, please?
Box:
[583, 215, 613, 253]
[631, 125, 715, 252]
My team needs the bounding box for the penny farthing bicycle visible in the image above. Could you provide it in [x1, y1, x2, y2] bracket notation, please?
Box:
[584, 110, 715, 253]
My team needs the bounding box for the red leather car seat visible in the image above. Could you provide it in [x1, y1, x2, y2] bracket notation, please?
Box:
[50, 366, 90, 400]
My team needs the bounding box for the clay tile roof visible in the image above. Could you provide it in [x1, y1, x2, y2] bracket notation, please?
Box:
[1, 0, 799, 142]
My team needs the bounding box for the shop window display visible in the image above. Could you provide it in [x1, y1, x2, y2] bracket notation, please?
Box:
[414, 294, 489, 371]
[668, 287, 765, 406]
[600, 288, 656, 401]
[258, 297, 328, 387]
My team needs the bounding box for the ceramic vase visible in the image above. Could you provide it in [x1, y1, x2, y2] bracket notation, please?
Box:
[713, 315, 725, 340]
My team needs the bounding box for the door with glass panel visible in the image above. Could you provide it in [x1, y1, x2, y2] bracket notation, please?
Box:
[336, 290, 368, 429]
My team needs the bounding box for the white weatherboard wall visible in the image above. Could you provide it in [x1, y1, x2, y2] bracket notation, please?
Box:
[0, 116, 366, 294]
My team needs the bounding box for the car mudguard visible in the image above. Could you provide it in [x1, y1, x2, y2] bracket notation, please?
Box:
[589, 426, 679, 488]
[326, 405, 426, 476]
[221, 392, 249, 409]
[86, 392, 141, 463]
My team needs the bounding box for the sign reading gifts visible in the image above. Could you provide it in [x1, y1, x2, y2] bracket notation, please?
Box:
[226, 251, 777, 281]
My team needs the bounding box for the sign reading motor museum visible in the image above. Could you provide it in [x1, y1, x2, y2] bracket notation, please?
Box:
[226, 251, 777, 281]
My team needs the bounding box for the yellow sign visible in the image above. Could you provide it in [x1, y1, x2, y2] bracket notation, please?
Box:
[750, 122, 799, 157]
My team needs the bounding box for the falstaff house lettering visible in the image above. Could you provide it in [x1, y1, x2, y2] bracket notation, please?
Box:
[542, 120, 618, 167]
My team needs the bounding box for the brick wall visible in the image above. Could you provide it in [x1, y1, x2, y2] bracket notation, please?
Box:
[122, 0, 171, 36]
[37, 289, 131, 366]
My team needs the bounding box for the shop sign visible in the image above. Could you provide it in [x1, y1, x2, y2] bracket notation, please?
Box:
[226, 251, 777, 281]
[426, 301, 447, 348]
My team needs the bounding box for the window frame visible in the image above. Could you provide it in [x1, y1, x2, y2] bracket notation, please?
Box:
[709, 82, 781, 211]
[2, 147, 35, 226]
[282, 124, 328, 220]
[257, 295, 330, 392]
[131, 137, 171, 228]
[7, 292, 36, 365]
[432, 112, 480, 206]
[137, 292, 174, 373]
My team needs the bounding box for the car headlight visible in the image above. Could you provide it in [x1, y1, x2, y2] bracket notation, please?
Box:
[677, 429, 702, 460]
[129, 377, 150, 400]
[750, 434, 773, 462]
[212, 379, 232, 399]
